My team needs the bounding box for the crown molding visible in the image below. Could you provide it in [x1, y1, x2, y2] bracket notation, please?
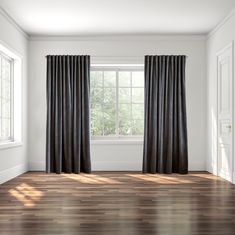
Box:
[1, 4, 234, 42]
[0, 5, 207, 41]
[207, 6, 235, 39]
[0, 6, 29, 39]
[29, 34, 206, 42]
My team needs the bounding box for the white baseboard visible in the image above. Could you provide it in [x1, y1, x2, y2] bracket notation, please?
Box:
[206, 164, 213, 174]
[92, 161, 142, 171]
[232, 172, 235, 184]
[0, 163, 28, 184]
[188, 162, 206, 171]
[29, 161, 142, 171]
[29, 160, 206, 172]
[29, 161, 45, 171]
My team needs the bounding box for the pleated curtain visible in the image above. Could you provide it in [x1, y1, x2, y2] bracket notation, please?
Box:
[143, 55, 188, 174]
[46, 55, 91, 174]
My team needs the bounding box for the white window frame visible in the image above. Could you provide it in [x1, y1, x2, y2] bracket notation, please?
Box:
[90, 64, 144, 141]
[0, 52, 14, 143]
[0, 42, 23, 149]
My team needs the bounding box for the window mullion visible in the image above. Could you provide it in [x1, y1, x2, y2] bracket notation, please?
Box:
[0, 56, 2, 137]
[10, 61, 14, 140]
[102, 71, 104, 136]
[130, 71, 133, 136]
[116, 70, 119, 137]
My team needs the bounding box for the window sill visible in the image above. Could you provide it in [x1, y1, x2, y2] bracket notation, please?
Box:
[91, 139, 143, 145]
[0, 141, 22, 150]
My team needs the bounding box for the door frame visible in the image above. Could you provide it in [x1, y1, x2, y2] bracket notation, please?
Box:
[216, 41, 234, 183]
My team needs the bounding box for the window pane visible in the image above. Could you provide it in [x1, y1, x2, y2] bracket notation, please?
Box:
[2, 79, 11, 100]
[104, 88, 116, 104]
[132, 71, 144, 87]
[132, 104, 144, 120]
[91, 104, 102, 119]
[2, 99, 11, 118]
[119, 119, 132, 135]
[1, 118, 10, 138]
[90, 67, 144, 137]
[91, 104, 103, 136]
[104, 71, 116, 87]
[2, 59, 11, 100]
[119, 88, 131, 103]
[91, 118, 103, 136]
[132, 119, 144, 135]
[103, 104, 116, 135]
[90, 71, 103, 87]
[119, 71, 131, 87]
[103, 119, 116, 135]
[132, 88, 144, 103]
[91, 88, 103, 105]
[0, 56, 12, 140]
[119, 103, 131, 120]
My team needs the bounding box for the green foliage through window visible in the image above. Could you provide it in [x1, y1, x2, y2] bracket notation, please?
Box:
[90, 67, 144, 137]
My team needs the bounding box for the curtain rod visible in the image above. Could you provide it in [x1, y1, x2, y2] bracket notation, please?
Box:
[45, 55, 188, 58]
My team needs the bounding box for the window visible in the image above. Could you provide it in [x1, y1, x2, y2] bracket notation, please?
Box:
[91, 65, 144, 138]
[0, 43, 22, 148]
[0, 52, 13, 142]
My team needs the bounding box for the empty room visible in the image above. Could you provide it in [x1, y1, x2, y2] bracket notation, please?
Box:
[1, 0, 235, 234]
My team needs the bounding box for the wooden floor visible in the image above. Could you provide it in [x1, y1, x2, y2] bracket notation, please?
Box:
[0, 172, 235, 235]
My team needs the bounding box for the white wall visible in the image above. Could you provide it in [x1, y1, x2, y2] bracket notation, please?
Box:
[28, 35, 207, 171]
[207, 11, 235, 181]
[0, 9, 28, 183]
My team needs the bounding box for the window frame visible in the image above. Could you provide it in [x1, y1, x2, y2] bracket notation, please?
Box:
[0, 51, 14, 143]
[90, 65, 144, 140]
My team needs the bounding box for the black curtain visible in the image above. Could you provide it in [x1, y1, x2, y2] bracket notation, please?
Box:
[143, 55, 188, 174]
[46, 55, 91, 174]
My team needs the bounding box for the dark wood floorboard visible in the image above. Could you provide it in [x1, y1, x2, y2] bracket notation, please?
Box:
[0, 172, 235, 235]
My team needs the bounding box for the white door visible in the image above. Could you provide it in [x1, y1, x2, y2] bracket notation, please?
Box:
[217, 43, 233, 182]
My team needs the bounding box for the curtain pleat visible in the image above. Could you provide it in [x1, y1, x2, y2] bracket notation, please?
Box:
[46, 55, 91, 174]
[143, 55, 188, 174]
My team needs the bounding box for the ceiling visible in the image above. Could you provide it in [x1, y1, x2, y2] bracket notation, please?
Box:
[0, 0, 235, 36]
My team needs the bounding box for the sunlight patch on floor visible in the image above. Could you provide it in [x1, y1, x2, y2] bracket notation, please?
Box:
[127, 174, 193, 184]
[62, 174, 121, 184]
[9, 183, 44, 207]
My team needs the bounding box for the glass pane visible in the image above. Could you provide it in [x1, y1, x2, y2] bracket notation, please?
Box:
[91, 118, 103, 136]
[90, 71, 103, 87]
[119, 119, 132, 136]
[2, 79, 11, 100]
[103, 104, 116, 135]
[104, 88, 115, 104]
[91, 104, 103, 136]
[132, 119, 144, 135]
[91, 104, 102, 119]
[119, 103, 131, 120]
[132, 71, 144, 87]
[0, 57, 1, 100]
[132, 88, 144, 103]
[119, 71, 131, 87]
[2, 99, 11, 118]
[1, 118, 10, 138]
[119, 88, 131, 103]
[2, 59, 11, 80]
[132, 104, 144, 119]
[1, 57, 12, 139]
[2, 58, 11, 100]
[91, 88, 103, 105]
[104, 71, 116, 87]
